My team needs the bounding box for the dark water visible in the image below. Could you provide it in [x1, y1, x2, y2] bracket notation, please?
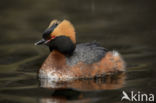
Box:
[0, 0, 156, 103]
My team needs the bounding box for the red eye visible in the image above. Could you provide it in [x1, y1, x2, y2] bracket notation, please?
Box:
[51, 35, 56, 39]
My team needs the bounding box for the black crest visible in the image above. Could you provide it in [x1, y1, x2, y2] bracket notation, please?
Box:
[42, 23, 58, 40]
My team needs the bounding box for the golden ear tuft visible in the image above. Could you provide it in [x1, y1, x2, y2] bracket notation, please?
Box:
[52, 19, 76, 43]
[48, 19, 60, 28]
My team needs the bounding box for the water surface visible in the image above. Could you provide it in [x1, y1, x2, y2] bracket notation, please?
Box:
[0, 0, 156, 103]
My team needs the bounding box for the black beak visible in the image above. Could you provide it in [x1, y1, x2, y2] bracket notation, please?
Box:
[34, 39, 48, 45]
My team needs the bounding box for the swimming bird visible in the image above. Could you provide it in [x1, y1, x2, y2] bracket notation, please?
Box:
[35, 19, 125, 81]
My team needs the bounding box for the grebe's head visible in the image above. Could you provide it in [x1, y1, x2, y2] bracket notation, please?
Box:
[35, 19, 76, 55]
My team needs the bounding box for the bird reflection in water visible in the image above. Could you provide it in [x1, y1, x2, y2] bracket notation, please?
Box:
[38, 72, 126, 103]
